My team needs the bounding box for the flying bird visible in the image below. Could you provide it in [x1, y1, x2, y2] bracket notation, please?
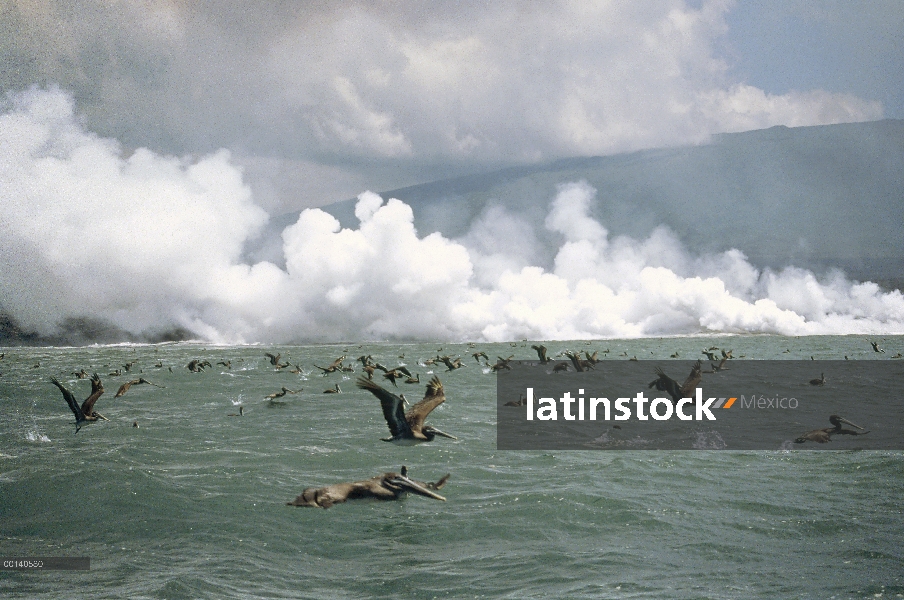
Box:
[648, 360, 703, 403]
[356, 375, 457, 444]
[50, 373, 107, 433]
[265, 387, 300, 400]
[114, 377, 165, 398]
[287, 466, 449, 509]
[531, 345, 550, 363]
[794, 415, 870, 444]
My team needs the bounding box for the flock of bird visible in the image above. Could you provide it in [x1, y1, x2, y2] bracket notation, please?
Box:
[36, 337, 889, 505]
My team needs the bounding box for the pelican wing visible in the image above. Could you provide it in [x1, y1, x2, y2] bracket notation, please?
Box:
[115, 379, 139, 397]
[356, 377, 411, 438]
[51, 377, 85, 421]
[406, 376, 445, 431]
[679, 360, 703, 397]
[81, 373, 104, 415]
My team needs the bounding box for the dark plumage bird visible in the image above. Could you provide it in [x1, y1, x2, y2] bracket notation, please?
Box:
[584, 350, 601, 364]
[809, 373, 826, 386]
[531, 345, 550, 363]
[504, 394, 527, 407]
[356, 375, 457, 444]
[50, 373, 107, 433]
[323, 384, 341, 394]
[794, 415, 869, 444]
[187, 359, 211, 372]
[868, 340, 885, 353]
[228, 406, 244, 417]
[552, 362, 569, 373]
[565, 351, 593, 372]
[287, 466, 449, 508]
[472, 351, 489, 363]
[648, 360, 703, 403]
[490, 356, 514, 372]
[265, 387, 300, 399]
[114, 377, 165, 398]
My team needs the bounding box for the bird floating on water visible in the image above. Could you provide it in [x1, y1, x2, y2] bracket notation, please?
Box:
[809, 373, 826, 386]
[794, 415, 869, 444]
[356, 375, 457, 444]
[287, 466, 449, 509]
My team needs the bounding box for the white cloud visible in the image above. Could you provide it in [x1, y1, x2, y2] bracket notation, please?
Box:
[2, 88, 901, 342]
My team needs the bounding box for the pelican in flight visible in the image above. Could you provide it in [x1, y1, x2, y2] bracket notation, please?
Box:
[356, 375, 457, 444]
[809, 373, 826, 386]
[794, 415, 870, 444]
[114, 377, 165, 398]
[531, 345, 550, 364]
[868, 340, 885, 353]
[50, 373, 107, 433]
[648, 360, 703, 403]
[287, 466, 450, 509]
[265, 387, 300, 400]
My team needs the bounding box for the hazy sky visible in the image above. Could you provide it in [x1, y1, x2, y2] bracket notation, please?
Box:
[2, 0, 900, 213]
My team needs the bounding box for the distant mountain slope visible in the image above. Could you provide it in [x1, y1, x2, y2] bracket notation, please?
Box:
[295, 119, 902, 284]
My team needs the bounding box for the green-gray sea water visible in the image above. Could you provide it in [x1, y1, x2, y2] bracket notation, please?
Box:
[2, 335, 903, 599]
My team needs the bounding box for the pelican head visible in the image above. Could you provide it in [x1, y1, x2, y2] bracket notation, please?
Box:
[829, 415, 864, 430]
[423, 425, 458, 441]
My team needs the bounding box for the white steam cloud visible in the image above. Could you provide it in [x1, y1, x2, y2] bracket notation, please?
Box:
[2, 88, 902, 343]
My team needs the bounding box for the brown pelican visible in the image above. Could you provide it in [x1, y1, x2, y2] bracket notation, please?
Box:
[472, 351, 489, 363]
[50, 373, 107, 433]
[187, 359, 211, 372]
[404, 373, 420, 384]
[531, 345, 550, 363]
[440, 356, 466, 371]
[702, 350, 718, 361]
[868, 340, 885, 353]
[71, 369, 89, 379]
[217, 360, 232, 369]
[265, 352, 290, 368]
[114, 377, 165, 398]
[265, 387, 300, 400]
[323, 384, 341, 394]
[228, 406, 244, 416]
[312, 362, 342, 375]
[356, 375, 457, 444]
[565, 351, 593, 372]
[552, 362, 569, 373]
[287, 466, 449, 509]
[490, 356, 514, 372]
[794, 415, 870, 444]
[648, 360, 703, 403]
[584, 350, 601, 364]
[809, 373, 826, 386]
[504, 394, 526, 407]
[382, 366, 412, 387]
[132, 421, 139, 428]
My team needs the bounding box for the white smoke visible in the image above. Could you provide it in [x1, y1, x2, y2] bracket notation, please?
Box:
[2, 87, 903, 343]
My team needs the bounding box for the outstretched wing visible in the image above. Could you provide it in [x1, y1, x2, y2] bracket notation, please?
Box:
[81, 373, 104, 414]
[51, 377, 85, 420]
[679, 360, 703, 397]
[406, 376, 446, 431]
[356, 377, 410, 438]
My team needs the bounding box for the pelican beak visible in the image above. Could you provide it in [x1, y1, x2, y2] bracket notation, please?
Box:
[392, 475, 447, 501]
[838, 417, 865, 430]
[428, 427, 458, 440]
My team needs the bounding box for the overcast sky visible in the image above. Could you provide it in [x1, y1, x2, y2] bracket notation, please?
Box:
[2, 0, 901, 212]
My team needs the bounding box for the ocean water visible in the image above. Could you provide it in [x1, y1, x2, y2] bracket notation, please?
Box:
[1, 335, 902, 599]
